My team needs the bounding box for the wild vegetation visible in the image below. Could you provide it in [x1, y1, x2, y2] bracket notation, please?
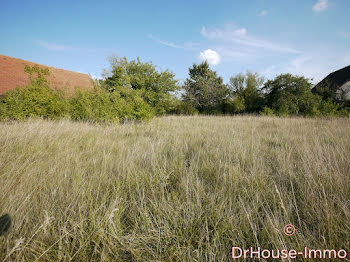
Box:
[0, 116, 349, 261]
[0, 57, 348, 123]
[0, 56, 349, 260]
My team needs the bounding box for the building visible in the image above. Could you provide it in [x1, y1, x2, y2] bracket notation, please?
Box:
[312, 65, 350, 101]
[0, 55, 93, 95]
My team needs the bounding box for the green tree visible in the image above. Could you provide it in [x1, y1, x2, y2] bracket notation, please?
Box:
[24, 65, 50, 87]
[102, 57, 131, 92]
[263, 74, 316, 115]
[0, 64, 155, 123]
[182, 62, 229, 114]
[102, 56, 179, 115]
[228, 71, 264, 113]
[262, 73, 347, 116]
[0, 65, 68, 121]
[68, 86, 153, 123]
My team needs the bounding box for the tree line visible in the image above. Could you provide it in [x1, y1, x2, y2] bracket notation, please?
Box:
[0, 56, 348, 123]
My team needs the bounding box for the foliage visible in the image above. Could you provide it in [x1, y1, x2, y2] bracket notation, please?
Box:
[0, 65, 154, 123]
[102, 56, 179, 115]
[173, 100, 199, 115]
[0, 66, 68, 121]
[260, 106, 275, 116]
[0, 60, 348, 121]
[263, 74, 347, 116]
[182, 62, 229, 114]
[65, 86, 154, 123]
[24, 64, 50, 87]
[228, 71, 265, 113]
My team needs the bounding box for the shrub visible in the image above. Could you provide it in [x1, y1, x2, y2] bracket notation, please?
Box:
[260, 106, 275, 116]
[228, 72, 265, 113]
[182, 62, 229, 114]
[114, 86, 154, 121]
[0, 65, 154, 123]
[68, 87, 154, 123]
[263, 74, 349, 117]
[173, 100, 198, 115]
[68, 87, 119, 123]
[102, 56, 179, 115]
[318, 99, 348, 116]
[0, 84, 68, 121]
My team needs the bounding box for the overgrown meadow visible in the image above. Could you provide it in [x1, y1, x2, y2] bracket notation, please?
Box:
[1, 116, 349, 261]
[0, 56, 349, 261]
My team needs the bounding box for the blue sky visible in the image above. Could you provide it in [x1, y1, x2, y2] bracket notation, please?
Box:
[1, 0, 349, 83]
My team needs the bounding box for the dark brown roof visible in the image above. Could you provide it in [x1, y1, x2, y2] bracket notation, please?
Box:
[312, 65, 350, 100]
[0, 55, 93, 95]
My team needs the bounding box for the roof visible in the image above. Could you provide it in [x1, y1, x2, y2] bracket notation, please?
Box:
[0, 55, 93, 95]
[312, 65, 350, 101]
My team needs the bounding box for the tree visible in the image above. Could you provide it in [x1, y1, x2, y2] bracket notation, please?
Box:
[102, 57, 131, 92]
[182, 62, 229, 114]
[24, 65, 50, 87]
[263, 74, 317, 115]
[102, 56, 179, 115]
[0, 66, 68, 120]
[228, 71, 264, 113]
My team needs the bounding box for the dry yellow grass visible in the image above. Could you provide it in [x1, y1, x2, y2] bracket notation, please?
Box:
[0, 116, 349, 261]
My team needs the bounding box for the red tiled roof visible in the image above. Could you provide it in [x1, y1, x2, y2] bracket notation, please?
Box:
[0, 55, 93, 95]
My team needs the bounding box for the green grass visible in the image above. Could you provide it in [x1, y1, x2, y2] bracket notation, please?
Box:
[0, 116, 349, 261]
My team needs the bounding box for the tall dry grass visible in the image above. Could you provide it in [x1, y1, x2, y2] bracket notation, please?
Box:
[0, 116, 349, 261]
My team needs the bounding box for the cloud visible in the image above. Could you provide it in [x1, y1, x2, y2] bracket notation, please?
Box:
[36, 40, 73, 51]
[198, 49, 220, 66]
[201, 25, 299, 54]
[259, 10, 268, 16]
[259, 54, 347, 84]
[36, 40, 114, 55]
[148, 34, 197, 50]
[313, 0, 328, 12]
[338, 31, 350, 39]
[216, 47, 252, 62]
[234, 28, 247, 37]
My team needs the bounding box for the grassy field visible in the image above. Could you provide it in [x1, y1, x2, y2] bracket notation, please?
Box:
[0, 116, 349, 261]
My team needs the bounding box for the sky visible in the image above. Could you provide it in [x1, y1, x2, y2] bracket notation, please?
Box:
[1, 0, 349, 84]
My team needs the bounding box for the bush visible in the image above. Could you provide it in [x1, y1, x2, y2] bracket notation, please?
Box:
[0, 65, 154, 123]
[68, 87, 119, 123]
[182, 62, 229, 114]
[228, 72, 265, 113]
[260, 106, 275, 116]
[102, 56, 179, 115]
[68, 87, 154, 123]
[223, 96, 246, 114]
[173, 100, 198, 115]
[0, 84, 68, 121]
[263, 74, 349, 117]
[114, 86, 154, 121]
[318, 99, 348, 116]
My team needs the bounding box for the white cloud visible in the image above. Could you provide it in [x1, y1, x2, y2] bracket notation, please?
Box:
[338, 31, 350, 39]
[148, 34, 183, 49]
[313, 0, 328, 12]
[290, 56, 313, 70]
[36, 40, 114, 54]
[216, 47, 252, 62]
[198, 49, 221, 66]
[260, 65, 278, 79]
[201, 25, 299, 54]
[36, 40, 72, 51]
[148, 34, 197, 50]
[259, 10, 268, 16]
[259, 54, 348, 84]
[234, 28, 247, 36]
